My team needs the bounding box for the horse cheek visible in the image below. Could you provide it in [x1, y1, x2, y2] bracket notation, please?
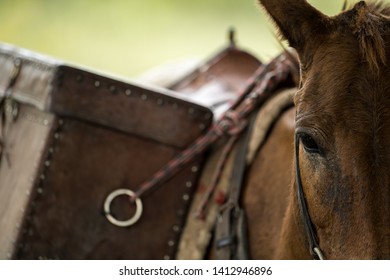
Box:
[300, 153, 335, 228]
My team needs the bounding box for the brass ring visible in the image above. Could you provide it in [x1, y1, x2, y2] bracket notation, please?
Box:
[104, 189, 143, 227]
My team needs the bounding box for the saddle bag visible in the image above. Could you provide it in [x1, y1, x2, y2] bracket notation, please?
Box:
[0, 41, 261, 259]
[0, 44, 214, 260]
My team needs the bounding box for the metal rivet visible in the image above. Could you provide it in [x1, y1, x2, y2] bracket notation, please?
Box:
[94, 80, 101, 88]
[141, 94, 147, 101]
[183, 194, 190, 201]
[58, 119, 64, 126]
[43, 119, 49, 126]
[191, 166, 199, 173]
[49, 147, 54, 154]
[164, 255, 170, 260]
[76, 75, 83, 83]
[40, 174, 45, 180]
[14, 58, 22, 67]
[109, 85, 116, 93]
[168, 240, 175, 247]
[173, 225, 180, 232]
[199, 123, 206, 130]
[177, 209, 184, 216]
[54, 133, 60, 139]
[188, 108, 195, 114]
[157, 99, 164, 106]
[45, 160, 51, 167]
[125, 89, 132, 96]
[186, 181, 193, 188]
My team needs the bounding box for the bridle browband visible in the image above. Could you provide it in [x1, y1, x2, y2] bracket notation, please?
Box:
[295, 134, 326, 260]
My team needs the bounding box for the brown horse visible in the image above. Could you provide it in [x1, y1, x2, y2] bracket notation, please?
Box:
[243, 0, 390, 259]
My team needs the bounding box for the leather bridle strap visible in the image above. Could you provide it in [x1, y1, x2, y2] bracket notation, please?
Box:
[294, 134, 326, 260]
[214, 111, 258, 260]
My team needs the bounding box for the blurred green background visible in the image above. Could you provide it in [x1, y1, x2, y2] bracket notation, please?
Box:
[0, 0, 355, 77]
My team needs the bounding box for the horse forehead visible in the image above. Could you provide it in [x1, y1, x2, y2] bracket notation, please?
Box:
[331, 79, 390, 148]
[300, 40, 390, 165]
[304, 38, 390, 118]
[330, 83, 390, 174]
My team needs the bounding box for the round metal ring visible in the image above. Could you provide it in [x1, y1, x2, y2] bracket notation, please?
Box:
[104, 189, 143, 227]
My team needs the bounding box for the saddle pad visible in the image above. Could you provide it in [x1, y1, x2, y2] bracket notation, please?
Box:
[0, 43, 212, 259]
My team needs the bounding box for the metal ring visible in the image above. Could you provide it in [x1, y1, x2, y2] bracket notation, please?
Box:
[104, 189, 143, 227]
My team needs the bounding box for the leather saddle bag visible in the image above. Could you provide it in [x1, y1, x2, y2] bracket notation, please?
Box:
[0, 42, 261, 259]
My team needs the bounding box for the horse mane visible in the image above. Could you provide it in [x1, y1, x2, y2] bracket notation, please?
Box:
[342, 0, 390, 72]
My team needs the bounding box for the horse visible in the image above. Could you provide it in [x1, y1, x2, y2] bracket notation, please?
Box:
[242, 0, 390, 259]
[1, 0, 389, 261]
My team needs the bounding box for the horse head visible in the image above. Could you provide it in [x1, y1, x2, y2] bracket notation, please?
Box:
[258, 0, 390, 259]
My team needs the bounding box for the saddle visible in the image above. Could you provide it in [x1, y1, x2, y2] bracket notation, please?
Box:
[0, 39, 269, 259]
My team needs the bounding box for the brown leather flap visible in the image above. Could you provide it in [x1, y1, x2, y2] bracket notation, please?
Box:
[51, 66, 212, 149]
[0, 43, 213, 149]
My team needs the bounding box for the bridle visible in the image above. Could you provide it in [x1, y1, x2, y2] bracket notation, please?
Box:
[294, 133, 326, 260]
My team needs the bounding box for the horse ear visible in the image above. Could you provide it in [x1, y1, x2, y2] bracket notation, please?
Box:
[258, 0, 331, 56]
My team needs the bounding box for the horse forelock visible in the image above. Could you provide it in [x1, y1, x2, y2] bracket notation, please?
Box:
[341, 1, 390, 73]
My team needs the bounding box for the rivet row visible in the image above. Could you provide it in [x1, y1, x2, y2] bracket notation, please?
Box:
[70, 73, 210, 129]
[164, 177, 197, 260]
[17, 118, 65, 258]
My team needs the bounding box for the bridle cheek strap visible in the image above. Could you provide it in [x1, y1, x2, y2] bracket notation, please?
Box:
[294, 134, 326, 260]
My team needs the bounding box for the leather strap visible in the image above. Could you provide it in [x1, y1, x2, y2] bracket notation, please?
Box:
[214, 111, 258, 259]
[295, 134, 325, 260]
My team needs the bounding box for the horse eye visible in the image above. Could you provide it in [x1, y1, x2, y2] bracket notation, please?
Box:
[300, 133, 320, 154]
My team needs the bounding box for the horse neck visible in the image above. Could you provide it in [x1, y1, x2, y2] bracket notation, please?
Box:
[275, 183, 312, 259]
